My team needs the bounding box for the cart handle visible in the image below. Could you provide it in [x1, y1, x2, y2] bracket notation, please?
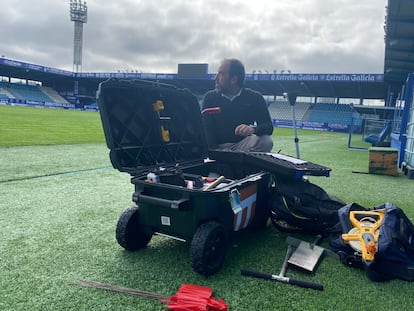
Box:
[133, 192, 189, 210]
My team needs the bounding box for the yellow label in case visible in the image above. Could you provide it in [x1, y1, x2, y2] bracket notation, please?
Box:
[153, 100, 170, 142]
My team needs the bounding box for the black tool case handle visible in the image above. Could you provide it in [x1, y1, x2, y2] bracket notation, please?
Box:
[133, 190, 189, 210]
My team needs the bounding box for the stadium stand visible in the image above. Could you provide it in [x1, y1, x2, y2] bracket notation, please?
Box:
[4, 82, 54, 103]
[0, 82, 71, 107]
[0, 84, 15, 100]
[39, 86, 71, 106]
[0, 55, 393, 135]
[1, 77, 365, 131]
[268, 100, 357, 124]
[306, 103, 353, 125]
[268, 101, 310, 121]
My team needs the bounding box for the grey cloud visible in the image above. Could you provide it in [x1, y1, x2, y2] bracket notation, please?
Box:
[0, 0, 388, 74]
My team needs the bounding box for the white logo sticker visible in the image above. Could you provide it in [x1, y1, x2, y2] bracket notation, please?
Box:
[161, 216, 171, 226]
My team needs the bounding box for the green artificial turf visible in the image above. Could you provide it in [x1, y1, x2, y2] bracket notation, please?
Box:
[0, 105, 104, 146]
[1, 105, 413, 310]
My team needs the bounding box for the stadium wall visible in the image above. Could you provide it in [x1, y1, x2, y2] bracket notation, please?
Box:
[272, 119, 351, 132]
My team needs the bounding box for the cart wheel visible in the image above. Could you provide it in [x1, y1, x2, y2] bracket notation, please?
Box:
[190, 221, 228, 276]
[116, 206, 152, 251]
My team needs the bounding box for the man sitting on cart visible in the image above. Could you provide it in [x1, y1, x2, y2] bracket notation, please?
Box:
[202, 58, 274, 152]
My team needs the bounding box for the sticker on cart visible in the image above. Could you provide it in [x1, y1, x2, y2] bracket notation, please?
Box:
[230, 184, 257, 231]
[161, 216, 171, 226]
[229, 189, 242, 214]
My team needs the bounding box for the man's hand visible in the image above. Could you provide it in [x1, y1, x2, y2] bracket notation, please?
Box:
[235, 124, 256, 137]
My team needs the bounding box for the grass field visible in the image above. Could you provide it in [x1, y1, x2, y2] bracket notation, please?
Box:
[0, 105, 104, 146]
[1, 105, 413, 310]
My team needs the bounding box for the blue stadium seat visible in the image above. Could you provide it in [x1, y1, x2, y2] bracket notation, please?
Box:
[306, 103, 353, 124]
[6, 83, 54, 103]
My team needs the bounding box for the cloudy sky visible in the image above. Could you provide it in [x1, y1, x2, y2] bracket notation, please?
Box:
[0, 0, 388, 74]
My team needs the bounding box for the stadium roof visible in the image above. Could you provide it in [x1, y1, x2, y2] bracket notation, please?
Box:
[0, 58, 388, 100]
[0, 59, 75, 85]
[384, 0, 414, 87]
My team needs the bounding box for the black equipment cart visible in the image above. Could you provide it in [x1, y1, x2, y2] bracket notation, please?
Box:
[97, 78, 331, 276]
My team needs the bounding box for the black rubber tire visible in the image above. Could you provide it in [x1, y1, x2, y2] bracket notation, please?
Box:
[190, 221, 228, 276]
[116, 206, 152, 251]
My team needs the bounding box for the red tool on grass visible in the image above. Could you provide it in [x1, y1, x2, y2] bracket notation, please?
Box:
[71, 280, 228, 311]
[164, 284, 227, 311]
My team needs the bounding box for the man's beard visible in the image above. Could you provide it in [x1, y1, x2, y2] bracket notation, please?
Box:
[215, 83, 229, 94]
[215, 83, 222, 93]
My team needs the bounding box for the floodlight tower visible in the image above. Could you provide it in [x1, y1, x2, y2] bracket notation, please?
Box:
[69, 0, 87, 72]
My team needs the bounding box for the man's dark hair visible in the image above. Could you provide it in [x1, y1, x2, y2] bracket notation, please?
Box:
[227, 58, 245, 87]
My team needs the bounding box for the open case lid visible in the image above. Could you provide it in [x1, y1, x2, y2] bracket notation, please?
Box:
[97, 78, 208, 175]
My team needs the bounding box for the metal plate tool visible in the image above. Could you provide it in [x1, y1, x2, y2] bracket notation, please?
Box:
[286, 235, 339, 273]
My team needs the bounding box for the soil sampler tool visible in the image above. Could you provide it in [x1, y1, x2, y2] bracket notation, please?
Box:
[241, 243, 324, 291]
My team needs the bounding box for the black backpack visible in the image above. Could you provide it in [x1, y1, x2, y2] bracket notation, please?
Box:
[270, 179, 346, 236]
[330, 202, 414, 282]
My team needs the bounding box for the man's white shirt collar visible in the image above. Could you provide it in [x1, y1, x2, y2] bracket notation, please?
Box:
[221, 88, 243, 101]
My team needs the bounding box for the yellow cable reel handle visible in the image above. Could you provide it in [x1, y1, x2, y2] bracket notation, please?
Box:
[342, 210, 385, 262]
